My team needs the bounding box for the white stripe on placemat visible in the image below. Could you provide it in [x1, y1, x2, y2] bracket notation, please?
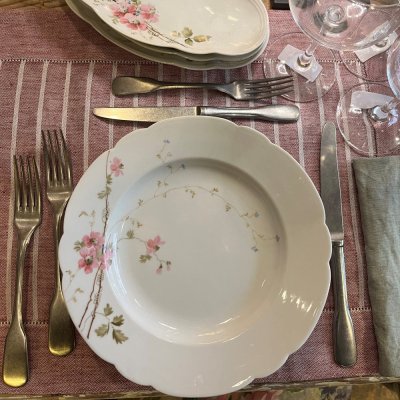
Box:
[132, 63, 140, 132]
[293, 75, 304, 168]
[61, 61, 72, 137]
[157, 64, 163, 107]
[336, 66, 365, 308]
[83, 62, 94, 171]
[246, 64, 256, 130]
[267, 62, 279, 146]
[109, 62, 117, 148]
[6, 60, 26, 321]
[32, 60, 48, 322]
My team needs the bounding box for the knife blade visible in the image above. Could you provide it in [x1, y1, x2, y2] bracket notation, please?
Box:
[93, 105, 300, 123]
[320, 121, 357, 367]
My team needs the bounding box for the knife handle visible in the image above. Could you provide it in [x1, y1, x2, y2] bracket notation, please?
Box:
[199, 105, 299, 123]
[331, 240, 357, 367]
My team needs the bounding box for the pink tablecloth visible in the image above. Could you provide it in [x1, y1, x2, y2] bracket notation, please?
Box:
[0, 7, 380, 396]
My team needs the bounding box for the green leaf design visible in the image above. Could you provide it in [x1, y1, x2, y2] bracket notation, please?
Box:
[106, 174, 113, 185]
[95, 324, 109, 337]
[98, 185, 111, 199]
[104, 304, 113, 316]
[193, 35, 211, 42]
[126, 230, 134, 239]
[182, 27, 193, 38]
[140, 254, 152, 263]
[185, 38, 194, 46]
[111, 315, 124, 326]
[74, 241, 84, 251]
[112, 329, 128, 344]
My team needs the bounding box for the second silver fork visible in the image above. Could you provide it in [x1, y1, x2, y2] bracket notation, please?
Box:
[42, 129, 75, 356]
[112, 75, 294, 100]
[3, 156, 42, 387]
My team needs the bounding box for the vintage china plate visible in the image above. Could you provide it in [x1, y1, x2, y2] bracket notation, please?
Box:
[79, 0, 268, 56]
[59, 117, 331, 397]
[66, 0, 268, 70]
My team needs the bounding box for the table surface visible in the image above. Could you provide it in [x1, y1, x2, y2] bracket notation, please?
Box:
[0, 2, 395, 398]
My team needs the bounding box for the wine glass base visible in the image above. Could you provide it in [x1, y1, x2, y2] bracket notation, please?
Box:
[337, 83, 400, 156]
[263, 32, 337, 103]
[339, 51, 388, 82]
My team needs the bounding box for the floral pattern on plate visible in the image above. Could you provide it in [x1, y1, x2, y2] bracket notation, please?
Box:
[108, 0, 211, 47]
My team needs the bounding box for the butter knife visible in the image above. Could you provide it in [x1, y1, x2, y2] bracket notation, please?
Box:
[93, 105, 299, 123]
[320, 121, 357, 367]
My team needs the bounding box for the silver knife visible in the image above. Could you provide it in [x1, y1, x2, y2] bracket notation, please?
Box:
[93, 105, 299, 123]
[320, 121, 357, 367]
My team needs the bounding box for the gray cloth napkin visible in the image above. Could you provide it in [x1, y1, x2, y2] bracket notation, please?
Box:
[353, 156, 400, 376]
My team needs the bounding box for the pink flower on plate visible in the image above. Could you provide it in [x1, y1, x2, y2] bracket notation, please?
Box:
[78, 247, 99, 274]
[110, 157, 124, 176]
[99, 248, 113, 270]
[110, 1, 135, 17]
[146, 235, 165, 254]
[120, 13, 148, 30]
[82, 231, 104, 249]
[139, 4, 158, 22]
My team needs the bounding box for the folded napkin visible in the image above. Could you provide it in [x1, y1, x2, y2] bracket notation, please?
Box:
[353, 156, 400, 377]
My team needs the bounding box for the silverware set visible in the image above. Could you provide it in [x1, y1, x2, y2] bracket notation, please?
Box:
[94, 75, 299, 123]
[2, 130, 75, 388]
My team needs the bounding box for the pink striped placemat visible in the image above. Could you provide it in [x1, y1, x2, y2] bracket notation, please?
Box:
[0, 7, 381, 397]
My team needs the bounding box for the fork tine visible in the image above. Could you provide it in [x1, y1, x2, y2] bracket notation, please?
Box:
[243, 78, 294, 90]
[26, 156, 35, 212]
[19, 156, 28, 211]
[55, 129, 71, 184]
[59, 130, 72, 185]
[244, 87, 295, 100]
[243, 76, 294, 85]
[53, 130, 66, 182]
[44, 130, 59, 185]
[13, 155, 21, 211]
[41, 130, 52, 187]
[31, 156, 41, 212]
[244, 82, 294, 95]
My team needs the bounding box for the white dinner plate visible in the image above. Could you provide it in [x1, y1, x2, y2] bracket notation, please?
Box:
[59, 117, 331, 397]
[66, 0, 268, 70]
[79, 0, 268, 56]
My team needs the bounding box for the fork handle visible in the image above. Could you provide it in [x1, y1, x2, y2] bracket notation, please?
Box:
[112, 76, 222, 96]
[48, 210, 75, 356]
[3, 232, 32, 387]
[199, 105, 300, 123]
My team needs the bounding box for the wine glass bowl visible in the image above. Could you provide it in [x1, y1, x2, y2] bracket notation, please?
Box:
[264, 0, 400, 102]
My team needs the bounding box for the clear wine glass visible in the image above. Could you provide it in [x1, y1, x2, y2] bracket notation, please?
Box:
[263, 0, 400, 103]
[337, 35, 400, 156]
[339, 32, 398, 83]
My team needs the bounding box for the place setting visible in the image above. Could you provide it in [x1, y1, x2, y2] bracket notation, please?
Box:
[2, 0, 400, 398]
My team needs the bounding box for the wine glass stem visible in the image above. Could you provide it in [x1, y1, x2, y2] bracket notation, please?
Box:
[298, 40, 319, 68]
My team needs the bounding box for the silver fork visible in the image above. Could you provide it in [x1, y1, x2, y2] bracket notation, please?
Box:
[112, 75, 294, 100]
[3, 156, 42, 388]
[42, 129, 75, 356]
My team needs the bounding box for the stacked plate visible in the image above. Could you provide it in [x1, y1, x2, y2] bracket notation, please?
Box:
[66, 0, 270, 70]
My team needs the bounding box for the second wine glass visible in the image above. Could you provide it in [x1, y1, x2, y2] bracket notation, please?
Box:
[263, 0, 400, 102]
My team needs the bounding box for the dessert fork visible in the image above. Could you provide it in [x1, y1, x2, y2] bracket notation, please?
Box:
[112, 75, 294, 100]
[42, 129, 75, 356]
[3, 156, 42, 387]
